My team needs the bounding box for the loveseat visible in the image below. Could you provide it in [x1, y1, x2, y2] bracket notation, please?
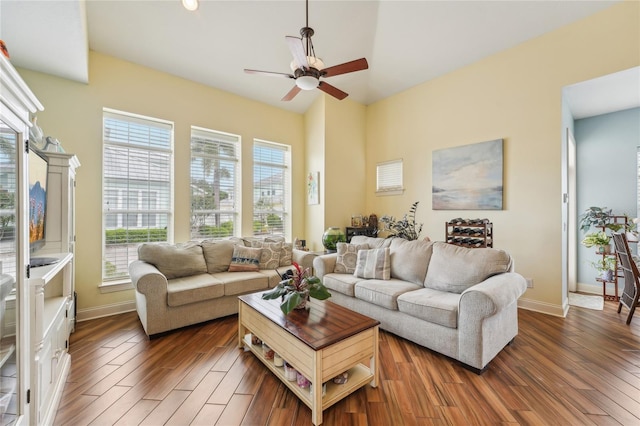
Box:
[129, 237, 315, 336]
[312, 235, 527, 373]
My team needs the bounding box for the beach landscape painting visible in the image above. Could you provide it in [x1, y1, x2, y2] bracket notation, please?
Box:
[432, 139, 503, 210]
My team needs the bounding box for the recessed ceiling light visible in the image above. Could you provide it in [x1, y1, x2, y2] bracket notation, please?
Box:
[182, 0, 198, 11]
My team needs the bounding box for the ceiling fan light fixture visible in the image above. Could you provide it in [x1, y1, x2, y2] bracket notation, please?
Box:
[182, 0, 199, 11]
[296, 75, 319, 90]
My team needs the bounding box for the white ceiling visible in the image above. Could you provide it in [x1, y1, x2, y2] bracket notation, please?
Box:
[1, 0, 637, 116]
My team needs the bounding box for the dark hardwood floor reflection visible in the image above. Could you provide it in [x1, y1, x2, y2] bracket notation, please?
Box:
[54, 300, 640, 425]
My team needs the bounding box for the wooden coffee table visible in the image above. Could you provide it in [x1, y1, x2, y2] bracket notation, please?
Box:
[238, 292, 379, 425]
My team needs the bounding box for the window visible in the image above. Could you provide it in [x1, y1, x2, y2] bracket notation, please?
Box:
[190, 127, 240, 239]
[102, 109, 173, 281]
[376, 159, 404, 195]
[253, 140, 290, 238]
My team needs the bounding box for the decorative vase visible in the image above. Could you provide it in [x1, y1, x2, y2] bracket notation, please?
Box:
[322, 227, 346, 253]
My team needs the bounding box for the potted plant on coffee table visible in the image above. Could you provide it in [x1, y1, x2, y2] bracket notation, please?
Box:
[261, 262, 331, 315]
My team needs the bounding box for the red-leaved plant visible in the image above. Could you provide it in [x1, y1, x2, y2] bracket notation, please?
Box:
[261, 262, 331, 315]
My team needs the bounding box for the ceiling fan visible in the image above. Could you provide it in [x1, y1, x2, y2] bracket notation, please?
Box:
[244, 0, 368, 102]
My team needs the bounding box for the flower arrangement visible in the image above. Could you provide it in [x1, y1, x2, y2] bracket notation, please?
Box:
[261, 262, 331, 315]
[379, 201, 423, 241]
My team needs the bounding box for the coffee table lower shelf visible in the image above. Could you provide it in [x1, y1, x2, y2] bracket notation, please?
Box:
[238, 295, 379, 425]
[242, 334, 373, 409]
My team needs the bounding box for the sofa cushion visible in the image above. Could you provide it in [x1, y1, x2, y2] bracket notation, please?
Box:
[397, 288, 461, 328]
[350, 235, 392, 249]
[138, 242, 207, 280]
[200, 240, 235, 273]
[228, 246, 261, 272]
[166, 273, 224, 307]
[354, 279, 422, 310]
[354, 247, 391, 280]
[323, 273, 362, 297]
[424, 242, 512, 293]
[213, 271, 269, 296]
[335, 242, 368, 274]
[389, 238, 434, 285]
[249, 241, 282, 269]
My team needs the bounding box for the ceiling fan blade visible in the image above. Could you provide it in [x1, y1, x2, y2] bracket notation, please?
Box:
[244, 69, 294, 79]
[318, 81, 348, 100]
[282, 85, 302, 101]
[285, 36, 309, 70]
[322, 58, 369, 78]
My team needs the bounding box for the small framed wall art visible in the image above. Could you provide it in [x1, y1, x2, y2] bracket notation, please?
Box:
[308, 171, 319, 205]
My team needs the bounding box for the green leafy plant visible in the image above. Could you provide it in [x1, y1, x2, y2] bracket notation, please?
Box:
[590, 256, 616, 273]
[261, 262, 331, 315]
[580, 231, 610, 248]
[579, 206, 612, 233]
[379, 201, 423, 240]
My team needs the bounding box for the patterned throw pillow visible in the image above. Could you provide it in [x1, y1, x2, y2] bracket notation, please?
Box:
[335, 242, 368, 274]
[228, 245, 261, 272]
[354, 247, 391, 280]
[250, 241, 283, 269]
[265, 237, 292, 266]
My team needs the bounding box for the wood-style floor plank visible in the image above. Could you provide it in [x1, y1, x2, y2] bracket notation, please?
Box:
[54, 300, 640, 425]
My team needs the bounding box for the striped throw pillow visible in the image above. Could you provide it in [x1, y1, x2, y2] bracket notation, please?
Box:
[354, 247, 391, 280]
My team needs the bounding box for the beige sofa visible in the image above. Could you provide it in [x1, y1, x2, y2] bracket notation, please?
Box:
[312, 235, 527, 373]
[129, 237, 315, 336]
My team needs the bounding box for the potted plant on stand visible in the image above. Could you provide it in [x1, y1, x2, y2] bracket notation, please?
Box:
[579, 206, 612, 233]
[581, 231, 612, 254]
[590, 256, 617, 282]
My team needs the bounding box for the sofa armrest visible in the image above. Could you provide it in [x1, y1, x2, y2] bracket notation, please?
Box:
[129, 260, 169, 296]
[459, 272, 527, 316]
[457, 272, 527, 370]
[292, 249, 316, 271]
[313, 254, 338, 280]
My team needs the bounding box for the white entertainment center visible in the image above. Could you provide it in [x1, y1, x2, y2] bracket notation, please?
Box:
[0, 53, 79, 424]
[29, 150, 79, 425]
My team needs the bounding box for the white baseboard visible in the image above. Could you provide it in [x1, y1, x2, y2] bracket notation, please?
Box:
[77, 300, 136, 322]
[518, 297, 568, 317]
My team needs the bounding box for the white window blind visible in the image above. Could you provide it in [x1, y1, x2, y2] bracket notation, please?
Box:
[102, 109, 173, 281]
[253, 140, 290, 238]
[376, 159, 404, 195]
[190, 127, 240, 239]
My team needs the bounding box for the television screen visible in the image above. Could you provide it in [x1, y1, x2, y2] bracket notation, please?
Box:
[28, 149, 48, 252]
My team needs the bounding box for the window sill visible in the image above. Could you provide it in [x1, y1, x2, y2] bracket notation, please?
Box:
[99, 279, 134, 293]
[376, 189, 404, 196]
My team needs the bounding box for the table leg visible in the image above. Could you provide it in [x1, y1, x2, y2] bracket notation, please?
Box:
[370, 326, 379, 388]
[238, 301, 245, 349]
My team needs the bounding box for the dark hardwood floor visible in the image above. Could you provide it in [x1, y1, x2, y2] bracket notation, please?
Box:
[54, 299, 640, 425]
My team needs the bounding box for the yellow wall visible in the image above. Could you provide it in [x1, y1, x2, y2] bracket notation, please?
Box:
[365, 1, 639, 313]
[303, 96, 325, 252]
[20, 52, 305, 314]
[302, 95, 367, 251]
[17, 1, 640, 318]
